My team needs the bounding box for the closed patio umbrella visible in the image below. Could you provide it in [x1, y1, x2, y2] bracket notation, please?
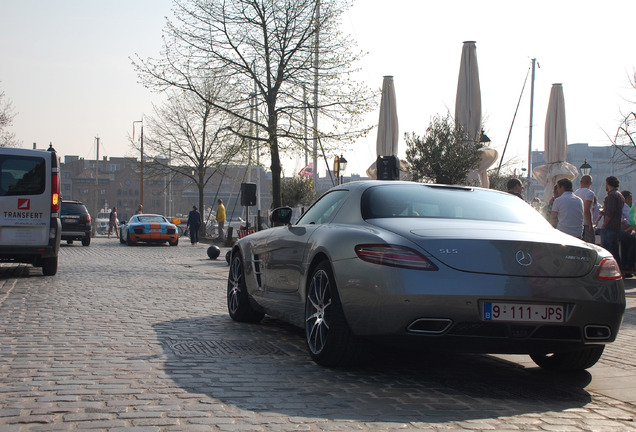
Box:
[367, 76, 405, 179]
[455, 41, 498, 187]
[532, 83, 578, 203]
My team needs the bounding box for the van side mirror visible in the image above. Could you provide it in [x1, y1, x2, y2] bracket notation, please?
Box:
[270, 206, 293, 226]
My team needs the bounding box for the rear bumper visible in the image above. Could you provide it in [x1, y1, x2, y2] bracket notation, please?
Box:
[0, 218, 60, 265]
[129, 233, 178, 243]
[61, 229, 90, 240]
[334, 258, 626, 353]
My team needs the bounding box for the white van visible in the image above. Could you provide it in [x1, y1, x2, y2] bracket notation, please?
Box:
[0, 146, 61, 275]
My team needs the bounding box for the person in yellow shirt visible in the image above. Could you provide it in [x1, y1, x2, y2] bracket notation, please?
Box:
[216, 199, 226, 241]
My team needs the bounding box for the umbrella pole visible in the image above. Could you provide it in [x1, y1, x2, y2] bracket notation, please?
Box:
[527, 58, 538, 179]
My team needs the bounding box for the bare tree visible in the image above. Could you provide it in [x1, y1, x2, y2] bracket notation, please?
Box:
[133, 0, 375, 207]
[0, 85, 20, 148]
[609, 70, 636, 167]
[140, 82, 245, 236]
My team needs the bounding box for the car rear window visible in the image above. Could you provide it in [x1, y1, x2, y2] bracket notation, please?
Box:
[361, 184, 549, 225]
[137, 216, 167, 223]
[62, 203, 86, 215]
[0, 155, 46, 196]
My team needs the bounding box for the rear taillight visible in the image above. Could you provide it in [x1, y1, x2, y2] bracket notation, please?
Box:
[355, 244, 439, 271]
[51, 171, 60, 212]
[86, 213, 91, 223]
[596, 257, 622, 280]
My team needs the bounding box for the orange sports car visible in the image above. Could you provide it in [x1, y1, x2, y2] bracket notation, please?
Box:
[119, 214, 179, 246]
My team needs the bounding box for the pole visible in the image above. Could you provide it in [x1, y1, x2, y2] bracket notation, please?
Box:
[133, 120, 144, 209]
[168, 143, 172, 218]
[312, 0, 320, 189]
[527, 58, 536, 179]
[94, 136, 99, 237]
[140, 124, 144, 207]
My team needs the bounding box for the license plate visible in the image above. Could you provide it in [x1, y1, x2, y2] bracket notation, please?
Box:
[483, 302, 564, 323]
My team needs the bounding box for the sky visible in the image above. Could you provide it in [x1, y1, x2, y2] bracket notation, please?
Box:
[1, 0, 635, 178]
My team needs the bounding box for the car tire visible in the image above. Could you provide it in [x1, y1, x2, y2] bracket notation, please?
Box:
[41, 256, 58, 276]
[169, 238, 178, 246]
[305, 261, 365, 367]
[81, 237, 90, 246]
[530, 345, 605, 371]
[227, 252, 264, 323]
[126, 235, 134, 246]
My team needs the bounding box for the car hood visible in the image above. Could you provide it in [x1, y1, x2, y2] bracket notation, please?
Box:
[367, 218, 599, 278]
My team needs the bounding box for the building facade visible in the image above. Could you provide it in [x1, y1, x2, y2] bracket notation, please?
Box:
[60, 155, 274, 228]
[529, 143, 636, 203]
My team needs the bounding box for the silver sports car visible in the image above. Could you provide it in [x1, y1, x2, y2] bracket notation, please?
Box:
[227, 181, 625, 371]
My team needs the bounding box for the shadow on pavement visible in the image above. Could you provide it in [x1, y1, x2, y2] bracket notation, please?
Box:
[152, 314, 592, 423]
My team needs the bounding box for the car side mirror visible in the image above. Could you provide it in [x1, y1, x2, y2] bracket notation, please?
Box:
[270, 206, 293, 226]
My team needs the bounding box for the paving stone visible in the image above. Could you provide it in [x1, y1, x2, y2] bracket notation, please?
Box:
[1, 239, 636, 431]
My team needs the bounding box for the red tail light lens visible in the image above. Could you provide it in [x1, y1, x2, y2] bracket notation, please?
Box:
[51, 172, 60, 212]
[596, 257, 622, 280]
[355, 244, 438, 271]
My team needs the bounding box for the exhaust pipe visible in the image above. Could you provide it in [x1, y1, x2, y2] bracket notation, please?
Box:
[585, 325, 611, 340]
[407, 318, 452, 334]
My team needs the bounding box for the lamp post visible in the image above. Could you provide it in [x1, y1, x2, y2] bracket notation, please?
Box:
[580, 159, 592, 176]
[338, 155, 347, 184]
[133, 120, 144, 207]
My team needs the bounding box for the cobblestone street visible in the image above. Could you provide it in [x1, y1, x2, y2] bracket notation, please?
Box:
[1, 237, 636, 431]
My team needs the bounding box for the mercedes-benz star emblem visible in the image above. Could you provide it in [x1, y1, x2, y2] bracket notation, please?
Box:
[515, 250, 533, 266]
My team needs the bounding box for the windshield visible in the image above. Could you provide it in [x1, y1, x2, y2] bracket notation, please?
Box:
[361, 184, 551, 226]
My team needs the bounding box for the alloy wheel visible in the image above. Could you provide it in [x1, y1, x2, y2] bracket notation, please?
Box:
[306, 269, 332, 354]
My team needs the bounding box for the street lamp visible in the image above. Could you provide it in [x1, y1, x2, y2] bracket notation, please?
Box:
[338, 155, 347, 184]
[580, 159, 592, 176]
[479, 129, 491, 145]
[133, 120, 144, 207]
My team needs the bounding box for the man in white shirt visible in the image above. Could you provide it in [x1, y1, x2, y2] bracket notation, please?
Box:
[550, 178, 584, 239]
[574, 174, 596, 243]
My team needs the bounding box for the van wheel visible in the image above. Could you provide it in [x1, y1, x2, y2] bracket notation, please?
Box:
[81, 237, 91, 246]
[42, 257, 58, 276]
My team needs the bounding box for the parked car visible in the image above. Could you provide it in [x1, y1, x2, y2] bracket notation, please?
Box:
[60, 200, 92, 246]
[119, 213, 179, 246]
[227, 181, 625, 371]
[0, 146, 61, 275]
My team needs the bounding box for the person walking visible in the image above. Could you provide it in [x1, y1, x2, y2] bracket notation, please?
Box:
[187, 205, 201, 245]
[550, 178, 584, 239]
[600, 176, 625, 275]
[108, 207, 118, 239]
[136, 204, 143, 214]
[216, 199, 226, 242]
[574, 174, 597, 243]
